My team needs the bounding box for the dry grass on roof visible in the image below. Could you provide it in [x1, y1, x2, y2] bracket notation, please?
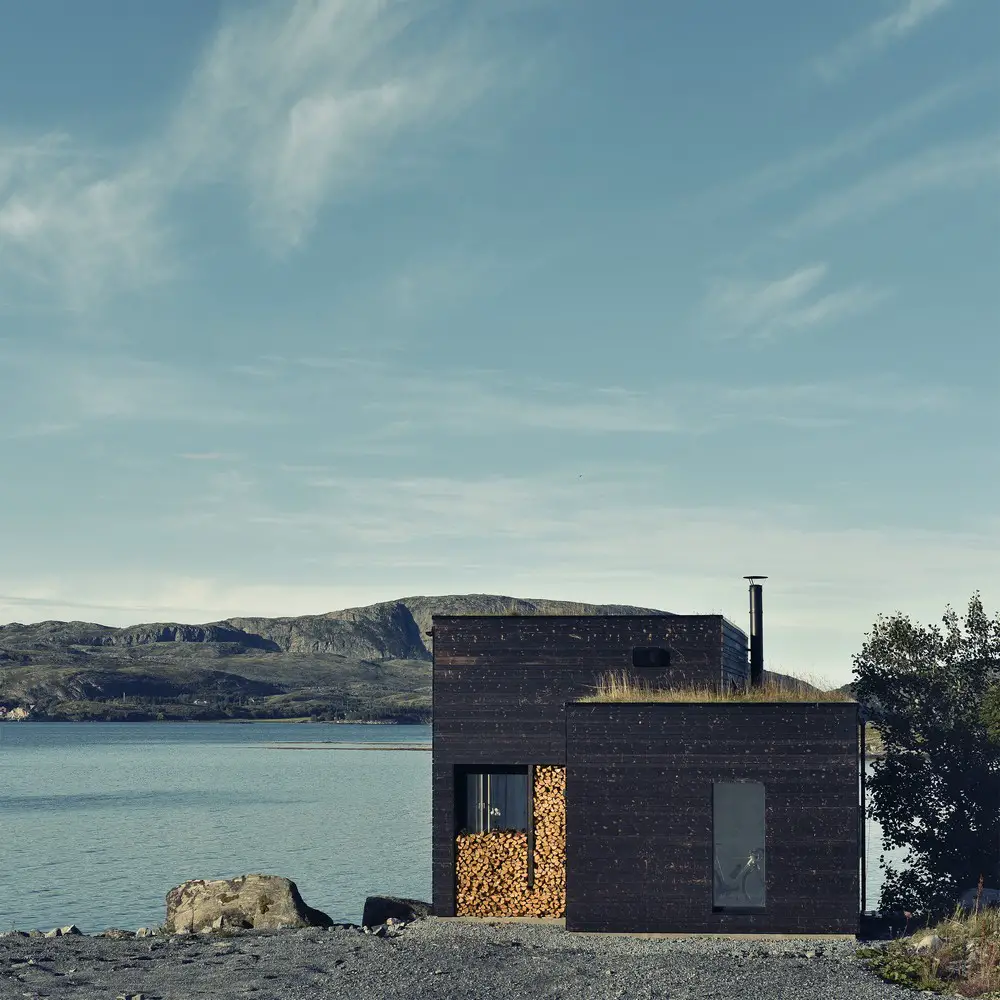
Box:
[577, 670, 854, 704]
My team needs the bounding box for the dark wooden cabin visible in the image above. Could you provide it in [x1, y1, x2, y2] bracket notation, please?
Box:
[430, 612, 861, 934]
[565, 701, 859, 933]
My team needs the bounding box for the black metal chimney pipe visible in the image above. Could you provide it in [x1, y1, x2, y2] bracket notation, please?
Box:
[744, 576, 767, 688]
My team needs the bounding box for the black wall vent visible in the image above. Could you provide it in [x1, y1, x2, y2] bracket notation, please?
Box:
[632, 646, 670, 668]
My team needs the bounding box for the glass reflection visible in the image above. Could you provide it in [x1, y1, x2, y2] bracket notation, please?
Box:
[713, 781, 766, 909]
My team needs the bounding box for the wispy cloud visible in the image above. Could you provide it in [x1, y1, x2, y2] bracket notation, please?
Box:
[705, 67, 997, 210]
[163, 0, 503, 252]
[1, 339, 958, 445]
[814, 0, 956, 83]
[701, 262, 889, 343]
[1, 350, 278, 437]
[784, 134, 1000, 235]
[0, 0, 521, 309]
[271, 353, 955, 440]
[717, 375, 955, 416]
[46, 467, 990, 684]
[0, 137, 172, 310]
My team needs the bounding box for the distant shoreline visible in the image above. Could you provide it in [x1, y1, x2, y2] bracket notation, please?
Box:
[2, 717, 417, 725]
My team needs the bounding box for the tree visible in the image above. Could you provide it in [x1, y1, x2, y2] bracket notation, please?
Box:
[852, 592, 1000, 917]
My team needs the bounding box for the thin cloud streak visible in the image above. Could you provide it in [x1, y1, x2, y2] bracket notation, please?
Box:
[709, 67, 998, 210]
[2, 351, 279, 437]
[701, 262, 890, 343]
[784, 134, 1000, 235]
[283, 356, 958, 437]
[27, 471, 989, 684]
[814, 0, 956, 83]
[1, 341, 961, 442]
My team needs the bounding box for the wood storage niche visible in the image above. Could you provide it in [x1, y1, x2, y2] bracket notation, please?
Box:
[456, 765, 566, 917]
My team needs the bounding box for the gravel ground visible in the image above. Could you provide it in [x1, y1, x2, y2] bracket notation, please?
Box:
[0, 919, 948, 1000]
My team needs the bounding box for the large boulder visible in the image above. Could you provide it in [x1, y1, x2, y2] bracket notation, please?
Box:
[164, 874, 334, 934]
[957, 886, 1000, 912]
[361, 895, 432, 928]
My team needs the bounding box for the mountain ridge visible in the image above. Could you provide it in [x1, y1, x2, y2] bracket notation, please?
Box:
[0, 593, 812, 722]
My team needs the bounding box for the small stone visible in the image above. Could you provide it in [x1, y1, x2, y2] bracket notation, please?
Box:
[26, 928, 43, 936]
[135, 927, 154, 938]
[912, 933, 943, 953]
[804, 950, 816, 958]
[59, 924, 82, 935]
[45, 927, 62, 937]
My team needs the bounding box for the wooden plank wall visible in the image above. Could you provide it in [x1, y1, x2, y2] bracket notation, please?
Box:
[431, 614, 738, 916]
[721, 618, 749, 687]
[565, 702, 860, 934]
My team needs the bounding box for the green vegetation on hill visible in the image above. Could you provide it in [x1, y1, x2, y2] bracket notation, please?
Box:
[0, 594, 676, 723]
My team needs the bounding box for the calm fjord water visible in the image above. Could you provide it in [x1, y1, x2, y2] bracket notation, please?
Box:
[0, 722, 897, 932]
[0, 722, 431, 931]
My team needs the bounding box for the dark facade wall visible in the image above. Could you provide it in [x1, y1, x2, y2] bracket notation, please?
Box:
[432, 614, 744, 916]
[565, 702, 860, 934]
[721, 619, 749, 687]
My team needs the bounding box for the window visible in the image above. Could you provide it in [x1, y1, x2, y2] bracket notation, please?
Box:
[461, 768, 528, 833]
[712, 781, 766, 911]
[632, 646, 670, 668]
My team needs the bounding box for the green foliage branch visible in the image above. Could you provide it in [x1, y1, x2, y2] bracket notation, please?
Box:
[852, 592, 1000, 917]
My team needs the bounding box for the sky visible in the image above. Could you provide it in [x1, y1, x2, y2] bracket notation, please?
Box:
[0, 0, 997, 689]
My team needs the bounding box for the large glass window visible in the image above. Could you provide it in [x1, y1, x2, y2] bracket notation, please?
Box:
[462, 769, 528, 833]
[712, 781, 766, 911]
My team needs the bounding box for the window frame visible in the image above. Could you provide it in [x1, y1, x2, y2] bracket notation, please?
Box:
[455, 765, 530, 836]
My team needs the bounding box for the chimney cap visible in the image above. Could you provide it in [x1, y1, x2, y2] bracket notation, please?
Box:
[743, 575, 768, 583]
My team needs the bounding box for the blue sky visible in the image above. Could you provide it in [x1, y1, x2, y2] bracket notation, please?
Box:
[1, 0, 997, 687]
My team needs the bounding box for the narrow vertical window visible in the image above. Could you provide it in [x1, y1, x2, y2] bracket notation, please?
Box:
[712, 781, 766, 911]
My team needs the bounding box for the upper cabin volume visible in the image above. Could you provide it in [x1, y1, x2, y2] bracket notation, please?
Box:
[432, 613, 749, 762]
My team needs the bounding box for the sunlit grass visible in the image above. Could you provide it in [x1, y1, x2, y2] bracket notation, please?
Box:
[859, 878, 1000, 996]
[576, 670, 854, 703]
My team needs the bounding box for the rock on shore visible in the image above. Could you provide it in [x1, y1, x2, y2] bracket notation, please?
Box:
[163, 874, 334, 934]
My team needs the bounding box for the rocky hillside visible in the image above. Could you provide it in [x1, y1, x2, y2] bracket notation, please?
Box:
[0, 594, 680, 723]
[0, 593, 823, 723]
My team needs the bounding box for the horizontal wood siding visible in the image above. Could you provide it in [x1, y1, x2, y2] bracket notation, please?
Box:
[565, 702, 860, 934]
[721, 619, 749, 687]
[431, 614, 735, 916]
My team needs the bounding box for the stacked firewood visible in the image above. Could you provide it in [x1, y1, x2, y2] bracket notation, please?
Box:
[455, 765, 565, 917]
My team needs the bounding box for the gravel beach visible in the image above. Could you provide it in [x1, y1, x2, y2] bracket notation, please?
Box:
[0, 918, 942, 1000]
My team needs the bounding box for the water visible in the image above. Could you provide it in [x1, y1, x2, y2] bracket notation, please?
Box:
[0, 722, 431, 932]
[863, 779, 910, 913]
[0, 722, 904, 933]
